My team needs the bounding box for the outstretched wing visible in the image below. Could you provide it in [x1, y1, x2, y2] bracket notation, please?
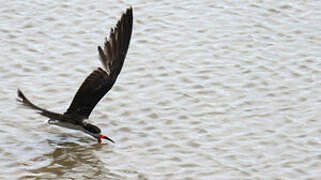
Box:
[98, 7, 133, 77]
[64, 7, 133, 119]
[17, 89, 64, 120]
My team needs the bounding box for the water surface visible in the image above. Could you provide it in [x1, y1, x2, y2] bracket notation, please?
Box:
[1, 0, 321, 179]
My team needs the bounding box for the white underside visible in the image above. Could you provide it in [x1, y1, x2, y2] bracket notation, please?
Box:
[48, 119, 83, 131]
[48, 119, 96, 138]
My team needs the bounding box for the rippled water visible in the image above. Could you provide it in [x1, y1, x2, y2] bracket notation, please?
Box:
[1, 0, 321, 179]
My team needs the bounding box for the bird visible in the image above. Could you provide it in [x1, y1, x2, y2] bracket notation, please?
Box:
[17, 7, 133, 144]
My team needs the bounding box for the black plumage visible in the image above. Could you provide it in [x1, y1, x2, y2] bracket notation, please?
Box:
[17, 7, 133, 143]
[65, 8, 133, 119]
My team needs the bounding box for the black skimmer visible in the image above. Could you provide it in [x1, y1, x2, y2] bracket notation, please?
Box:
[17, 7, 133, 144]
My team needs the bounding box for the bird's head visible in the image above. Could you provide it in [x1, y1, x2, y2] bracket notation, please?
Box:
[83, 123, 115, 144]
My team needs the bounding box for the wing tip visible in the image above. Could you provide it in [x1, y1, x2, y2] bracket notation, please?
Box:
[126, 6, 133, 16]
[98, 7, 133, 72]
[124, 7, 133, 27]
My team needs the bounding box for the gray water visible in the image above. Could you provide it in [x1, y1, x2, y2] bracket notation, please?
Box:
[1, 0, 321, 179]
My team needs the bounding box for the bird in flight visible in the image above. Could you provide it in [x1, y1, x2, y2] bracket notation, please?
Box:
[17, 7, 133, 144]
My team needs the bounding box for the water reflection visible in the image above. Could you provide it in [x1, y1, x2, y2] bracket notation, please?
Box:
[22, 140, 120, 179]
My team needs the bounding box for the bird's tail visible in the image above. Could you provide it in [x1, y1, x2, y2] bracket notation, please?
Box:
[17, 89, 43, 111]
[17, 89, 63, 120]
